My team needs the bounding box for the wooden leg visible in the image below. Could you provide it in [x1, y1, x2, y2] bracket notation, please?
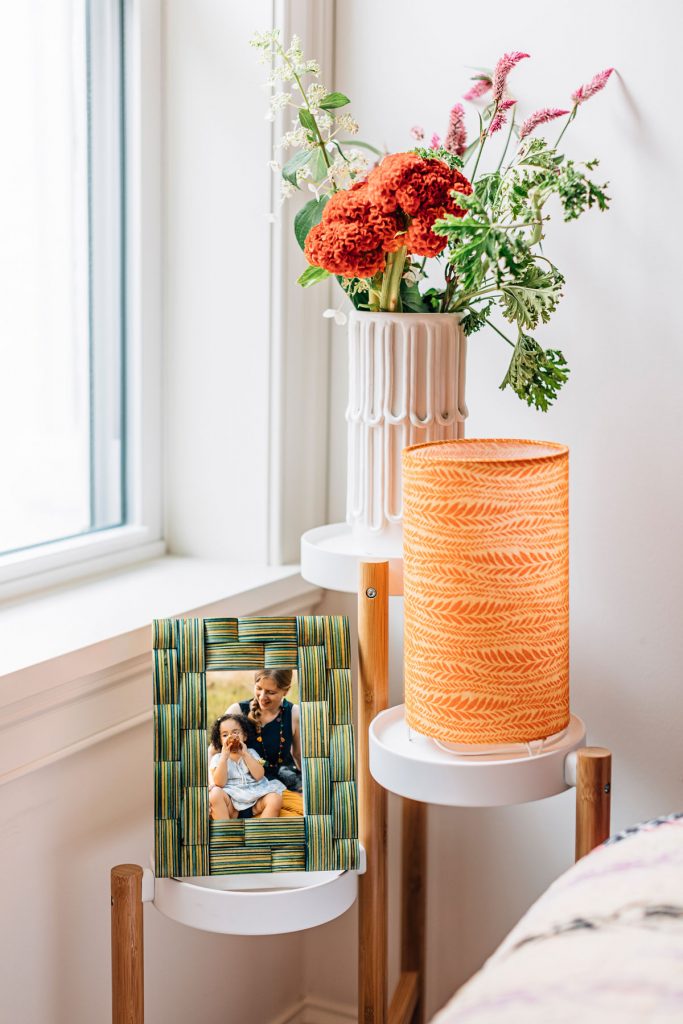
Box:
[358, 562, 389, 1024]
[575, 747, 612, 861]
[111, 864, 144, 1024]
[394, 799, 427, 1024]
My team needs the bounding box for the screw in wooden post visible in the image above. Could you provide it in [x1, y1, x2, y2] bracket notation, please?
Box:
[111, 864, 144, 1024]
[575, 747, 612, 861]
[358, 562, 389, 1024]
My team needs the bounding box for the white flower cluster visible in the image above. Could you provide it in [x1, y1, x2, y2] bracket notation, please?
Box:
[326, 148, 370, 191]
[306, 82, 329, 106]
[253, 29, 366, 203]
[278, 124, 316, 151]
[335, 113, 359, 135]
[251, 30, 320, 82]
[269, 91, 293, 112]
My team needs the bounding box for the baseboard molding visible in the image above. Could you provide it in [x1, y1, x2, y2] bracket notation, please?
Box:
[270, 996, 356, 1024]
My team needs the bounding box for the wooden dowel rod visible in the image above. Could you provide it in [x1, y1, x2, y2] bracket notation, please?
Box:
[575, 747, 612, 861]
[358, 561, 389, 1024]
[111, 864, 144, 1024]
[400, 800, 426, 1024]
[388, 971, 419, 1024]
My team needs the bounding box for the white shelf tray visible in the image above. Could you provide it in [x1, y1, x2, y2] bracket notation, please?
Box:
[369, 705, 587, 807]
[301, 523, 404, 595]
[145, 849, 365, 935]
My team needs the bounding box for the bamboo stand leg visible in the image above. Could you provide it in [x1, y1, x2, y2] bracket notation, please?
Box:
[358, 562, 389, 1024]
[575, 747, 612, 860]
[390, 799, 426, 1024]
[111, 864, 144, 1024]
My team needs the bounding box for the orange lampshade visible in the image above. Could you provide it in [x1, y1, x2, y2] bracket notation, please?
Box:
[402, 439, 569, 745]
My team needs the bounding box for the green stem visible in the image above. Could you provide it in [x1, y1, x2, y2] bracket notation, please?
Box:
[453, 285, 501, 307]
[484, 317, 515, 348]
[486, 220, 544, 231]
[379, 247, 408, 312]
[496, 112, 516, 173]
[367, 286, 382, 311]
[471, 103, 496, 180]
[470, 133, 487, 180]
[276, 43, 333, 178]
[554, 105, 577, 148]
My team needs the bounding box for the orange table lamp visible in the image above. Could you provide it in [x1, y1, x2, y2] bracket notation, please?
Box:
[402, 439, 570, 745]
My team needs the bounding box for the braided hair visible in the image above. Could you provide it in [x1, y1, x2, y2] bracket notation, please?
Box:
[249, 669, 293, 725]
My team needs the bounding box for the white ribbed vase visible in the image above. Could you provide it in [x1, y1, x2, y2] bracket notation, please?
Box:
[346, 311, 468, 554]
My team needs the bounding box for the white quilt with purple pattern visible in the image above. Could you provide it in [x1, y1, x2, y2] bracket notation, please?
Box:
[432, 814, 683, 1023]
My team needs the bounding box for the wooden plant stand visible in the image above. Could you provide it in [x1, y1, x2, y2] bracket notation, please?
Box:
[357, 560, 612, 1024]
[111, 561, 611, 1024]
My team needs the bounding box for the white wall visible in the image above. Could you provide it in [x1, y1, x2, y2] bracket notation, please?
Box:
[163, 0, 273, 561]
[0, 720, 303, 1024]
[313, 0, 683, 1018]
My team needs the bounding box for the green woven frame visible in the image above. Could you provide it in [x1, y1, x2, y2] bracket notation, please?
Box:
[152, 615, 359, 877]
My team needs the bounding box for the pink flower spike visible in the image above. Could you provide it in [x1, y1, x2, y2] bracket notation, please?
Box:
[571, 67, 614, 105]
[410, 125, 425, 141]
[430, 132, 441, 148]
[463, 78, 492, 102]
[519, 107, 571, 140]
[492, 51, 530, 103]
[444, 103, 468, 156]
[488, 98, 516, 135]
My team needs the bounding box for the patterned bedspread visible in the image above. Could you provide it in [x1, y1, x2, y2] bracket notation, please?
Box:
[431, 814, 683, 1023]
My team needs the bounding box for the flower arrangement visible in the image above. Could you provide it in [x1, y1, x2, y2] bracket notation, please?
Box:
[251, 32, 614, 410]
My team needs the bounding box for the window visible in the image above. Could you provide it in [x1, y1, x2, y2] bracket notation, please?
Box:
[0, 1, 125, 557]
[0, 1, 162, 593]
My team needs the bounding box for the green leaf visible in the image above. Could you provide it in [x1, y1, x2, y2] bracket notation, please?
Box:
[413, 146, 464, 170]
[319, 91, 351, 109]
[299, 109, 318, 134]
[297, 265, 331, 288]
[282, 149, 316, 188]
[310, 147, 328, 181]
[459, 301, 494, 335]
[500, 333, 570, 410]
[399, 280, 432, 313]
[294, 197, 328, 251]
[500, 263, 565, 330]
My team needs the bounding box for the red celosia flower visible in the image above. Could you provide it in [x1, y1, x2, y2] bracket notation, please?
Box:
[304, 180, 402, 278]
[366, 152, 471, 217]
[489, 98, 516, 135]
[492, 51, 530, 103]
[519, 107, 571, 139]
[403, 207, 450, 257]
[367, 153, 472, 258]
[571, 67, 614, 105]
[463, 77, 492, 102]
[444, 104, 467, 156]
[305, 221, 387, 278]
[305, 156, 472, 277]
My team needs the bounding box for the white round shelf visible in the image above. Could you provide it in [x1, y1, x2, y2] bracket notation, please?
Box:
[369, 705, 586, 807]
[146, 853, 364, 935]
[301, 523, 404, 595]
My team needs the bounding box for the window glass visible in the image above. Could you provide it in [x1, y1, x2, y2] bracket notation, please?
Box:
[0, 0, 124, 555]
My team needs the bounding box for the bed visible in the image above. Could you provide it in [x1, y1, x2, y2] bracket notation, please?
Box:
[431, 813, 683, 1023]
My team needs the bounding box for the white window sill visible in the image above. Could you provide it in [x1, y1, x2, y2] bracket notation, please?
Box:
[0, 556, 323, 785]
[0, 555, 321, 687]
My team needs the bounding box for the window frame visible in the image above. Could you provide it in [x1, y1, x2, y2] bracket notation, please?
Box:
[0, 0, 164, 597]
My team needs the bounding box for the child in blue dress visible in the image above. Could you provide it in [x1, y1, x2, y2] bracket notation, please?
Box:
[208, 712, 285, 820]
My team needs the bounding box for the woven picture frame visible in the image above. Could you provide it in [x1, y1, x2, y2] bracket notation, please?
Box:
[152, 614, 359, 877]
